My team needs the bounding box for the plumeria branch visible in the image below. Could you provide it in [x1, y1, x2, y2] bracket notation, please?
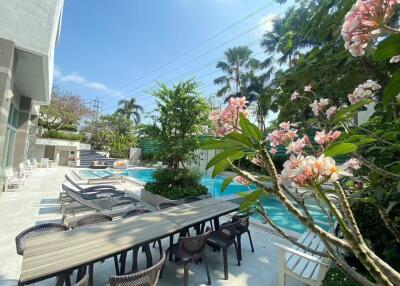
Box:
[255, 200, 328, 257]
[354, 154, 400, 179]
[377, 205, 400, 244]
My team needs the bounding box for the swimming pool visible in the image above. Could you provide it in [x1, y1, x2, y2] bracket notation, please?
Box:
[76, 168, 329, 233]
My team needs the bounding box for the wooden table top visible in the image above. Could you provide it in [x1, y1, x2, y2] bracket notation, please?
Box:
[19, 198, 239, 284]
[158, 198, 239, 227]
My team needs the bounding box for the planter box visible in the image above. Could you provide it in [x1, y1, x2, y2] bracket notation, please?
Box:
[140, 189, 212, 208]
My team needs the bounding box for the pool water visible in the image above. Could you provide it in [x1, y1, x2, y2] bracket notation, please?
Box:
[76, 168, 330, 233]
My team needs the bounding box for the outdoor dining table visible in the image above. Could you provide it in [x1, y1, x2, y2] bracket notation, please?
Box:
[18, 198, 239, 286]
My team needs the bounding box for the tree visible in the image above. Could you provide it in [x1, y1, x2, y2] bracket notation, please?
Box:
[100, 113, 134, 136]
[40, 87, 91, 130]
[149, 80, 210, 169]
[116, 97, 144, 125]
[214, 46, 259, 101]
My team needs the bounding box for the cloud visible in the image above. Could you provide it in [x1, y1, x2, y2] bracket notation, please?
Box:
[258, 14, 278, 35]
[54, 66, 121, 96]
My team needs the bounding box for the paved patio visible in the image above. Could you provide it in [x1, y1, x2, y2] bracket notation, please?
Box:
[0, 167, 303, 286]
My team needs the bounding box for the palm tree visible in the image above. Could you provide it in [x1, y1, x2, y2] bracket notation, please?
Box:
[213, 46, 259, 101]
[116, 97, 144, 125]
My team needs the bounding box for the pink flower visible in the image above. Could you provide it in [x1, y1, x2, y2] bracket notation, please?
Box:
[235, 176, 250, 185]
[279, 121, 292, 130]
[304, 84, 312, 92]
[310, 98, 329, 116]
[270, 148, 277, 155]
[210, 96, 249, 136]
[342, 0, 398, 57]
[314, 130, 341, 145]
[291, 91, 300, 100]
[344, 158, 362, 170]
[286, 136, 310, 155]
[326, 106, 338, 119]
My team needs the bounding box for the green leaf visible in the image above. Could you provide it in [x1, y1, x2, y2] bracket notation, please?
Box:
[221, 176, 234, 193]
[374, 34, 400, 61]
[206, 148, 244, 169]
[239, 113, 262, 142]
[225, 132, 255, 148]
[211, 151, 246, 177]
[374, 45, 400, 62]
[239, 189, 262, 212]
[383, 70, 400, 107]
[200, 139, 235, 150]
[324, 143, 357, 157]
[333, 99, 371, 123]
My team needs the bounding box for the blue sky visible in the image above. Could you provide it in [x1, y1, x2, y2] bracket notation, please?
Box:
[55, 0, 290, 121]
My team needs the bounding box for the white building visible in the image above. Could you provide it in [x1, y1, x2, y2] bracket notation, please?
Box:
[0, 0, 64, 189]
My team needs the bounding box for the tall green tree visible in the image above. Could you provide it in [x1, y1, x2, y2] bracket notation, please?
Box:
[214, 46, 259, 101]
[149, 80, 210, 169]
[116, 97, 144, 125]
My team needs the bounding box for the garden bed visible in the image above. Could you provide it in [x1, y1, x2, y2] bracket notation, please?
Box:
[140, 188, 211, 207]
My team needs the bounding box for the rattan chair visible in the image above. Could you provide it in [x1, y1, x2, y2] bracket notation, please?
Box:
[166, 228, 212, 286]
[72, 214, 120, 280]
[119, 209, 159, 274]
[15, 223, 70, 285]
[109, 252, 166, 286]
[15, 223, 68, 256]
[232, 214, 254, 261]
[206, 220, 241, 280]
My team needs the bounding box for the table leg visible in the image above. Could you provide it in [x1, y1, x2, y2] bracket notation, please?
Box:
[213, 217, 221, 230]
[132, 247, 139, 272]
[55, 272, 67, 286]
[89, 264, 94, 286]
[169, 234, 174, 261]
[143, 244, 153, 268]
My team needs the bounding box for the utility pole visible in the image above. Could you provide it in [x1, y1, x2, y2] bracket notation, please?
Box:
[90, 98, 102, 135]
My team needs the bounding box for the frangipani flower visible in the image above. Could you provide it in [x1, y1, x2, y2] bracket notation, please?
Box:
[390, 55, 400, 63]
[304, 84, 312, 92]
[344, 158, 362, 170]
[348, 79, 381, 105]
[279, 154, 351, 188]
[326, 106, 338, 119]
[235, 176, 250, 185]
[314, 130, 341, 146]
[342, 0, 399, 57]
[291, 91, 300, 100]
[210, 96, 249, 136]
[310, 98, 329, 116]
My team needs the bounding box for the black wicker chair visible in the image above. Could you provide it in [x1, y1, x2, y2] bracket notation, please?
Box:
[15, 223, 70, 285]
[71, 214, 120, 280]
[232, 214, 254, 261]
[15, 223, 68, 256]
[166, 228, 212, 286]
[109, 252, 166, 286]
[119, 209, 159, 274]
[206, 220, 241, 280]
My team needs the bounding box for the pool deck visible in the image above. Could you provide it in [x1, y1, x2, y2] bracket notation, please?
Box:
[0, 166, 304, 286]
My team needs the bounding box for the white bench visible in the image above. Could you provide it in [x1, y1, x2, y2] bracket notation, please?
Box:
[275, 231, 331, 286]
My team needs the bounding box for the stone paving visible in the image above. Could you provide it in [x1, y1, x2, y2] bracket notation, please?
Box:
[0, 167, 303, 286]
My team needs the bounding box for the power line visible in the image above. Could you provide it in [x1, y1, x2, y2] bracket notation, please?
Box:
[101, 34, 265, 110]
[106, 2, 274, 93]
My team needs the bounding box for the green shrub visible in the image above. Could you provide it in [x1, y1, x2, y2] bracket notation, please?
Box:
[42, 130, 83, 141]
[144, 169, 208, 200]
[323, 267, 357, 286]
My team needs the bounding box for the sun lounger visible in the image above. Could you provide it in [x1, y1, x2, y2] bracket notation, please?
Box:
[65, 174, 119, 193]
[61, 184, 141, 222]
